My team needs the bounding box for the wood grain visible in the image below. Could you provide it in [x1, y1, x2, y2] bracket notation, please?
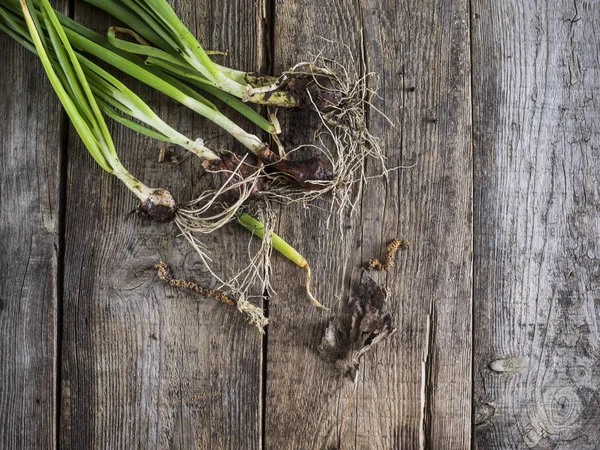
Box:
[267, 0, 472, 449]
[0, 25, 62, 450]
[472, 0, 600, 448]
[59, 1, 266, 448]
[361, 1, 472, 448]
[7, 0, 600, 447]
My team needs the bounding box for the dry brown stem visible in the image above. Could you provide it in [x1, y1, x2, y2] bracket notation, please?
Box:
[155, 259, 269, 333]
[155, 261, 235, 305]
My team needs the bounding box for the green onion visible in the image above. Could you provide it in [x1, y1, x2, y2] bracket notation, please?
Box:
[2, 0, 326, 310]
[82, 0, 299, 107]
[3, 0, 344, 195]
[0, 2, 218, 161]
[237, 213, 325, 309]
[17, 0, 176, 221]
[3, 0, 278, 136]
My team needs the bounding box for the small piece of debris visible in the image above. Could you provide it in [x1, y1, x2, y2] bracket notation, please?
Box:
[205, 48, 228, 56]
[318, 269, 397, 379]
[368, 239, 408, 271]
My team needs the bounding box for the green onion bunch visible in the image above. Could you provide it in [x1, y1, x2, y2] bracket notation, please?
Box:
[0, 0, 385, 329]
[1, 0, 326, 331]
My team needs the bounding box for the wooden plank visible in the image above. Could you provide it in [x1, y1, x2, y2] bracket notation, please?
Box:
[472, 0, 600, 448]
[0, 27, 61, 450]
[266, 0, 472, 448]
[265, 4, 364, 449]
[360, 1, 472, 448]
[59, 1, 267, 448]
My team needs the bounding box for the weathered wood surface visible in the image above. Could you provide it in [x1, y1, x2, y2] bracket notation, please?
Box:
[0, 16, 63, 449]
[267, 0, 472, 449]
[3, 0, 600, 448]
[59, 1, 266, 448]
[472, 0, 600, 448]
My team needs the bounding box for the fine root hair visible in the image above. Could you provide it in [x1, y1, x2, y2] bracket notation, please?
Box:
[174, 153, 262, 235]
[172, 198, 278, 333]
[267, 40, 395, 220]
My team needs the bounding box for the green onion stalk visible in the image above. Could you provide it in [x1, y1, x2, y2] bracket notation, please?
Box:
[84, 0, 303, 108]
[2, 2, 272, 233]
[80, 0, 390, 211]
[14, 0, 177, 220]
[2, 0, 340, 192]
[82, 0, 385, 158]
[5, 0, 324, 323]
